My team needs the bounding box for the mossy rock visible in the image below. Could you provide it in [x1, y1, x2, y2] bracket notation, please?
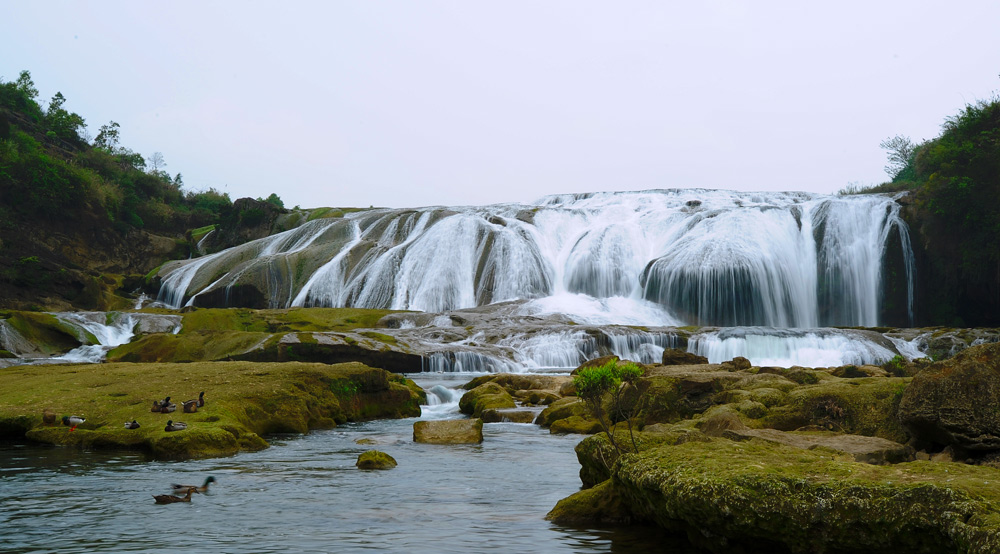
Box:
[758, 377, 911, 442]
[458, 382, 515, 418]
[356, 449, 397, 470]
[610, 438, 1000, 553]
[549, 415, 602, 435]
[535, 396, 589, 428]
[546, 479, 632, 525]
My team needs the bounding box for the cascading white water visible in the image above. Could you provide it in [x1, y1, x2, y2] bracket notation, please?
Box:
[688, 327, 909, 368]
[52, 312, 139, 363]
[157, 189, 915, 329]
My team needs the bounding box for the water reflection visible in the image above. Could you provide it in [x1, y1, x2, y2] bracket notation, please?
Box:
[0, 374, 695, 553]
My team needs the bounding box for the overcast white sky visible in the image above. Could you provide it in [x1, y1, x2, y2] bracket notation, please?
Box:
[3, 1, 999, 209]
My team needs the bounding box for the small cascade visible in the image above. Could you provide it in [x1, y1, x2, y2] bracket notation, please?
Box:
[53, 312, 139, 363]
[688, 327, 902, 368]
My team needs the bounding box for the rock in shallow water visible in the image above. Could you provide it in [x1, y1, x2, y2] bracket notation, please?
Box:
[356, 450, 397, 470]
[412, 419, 483, 444]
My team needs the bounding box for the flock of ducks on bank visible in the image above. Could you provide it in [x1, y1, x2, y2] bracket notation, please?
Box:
[152, 476, 217, 504]
[60, 392, 206, 434]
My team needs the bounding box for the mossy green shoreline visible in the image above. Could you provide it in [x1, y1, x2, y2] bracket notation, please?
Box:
[0, 361, 424, 459]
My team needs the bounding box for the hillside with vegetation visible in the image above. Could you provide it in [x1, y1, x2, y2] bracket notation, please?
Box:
[853, 95, 1000, 326]
[0, 70, 288, 311]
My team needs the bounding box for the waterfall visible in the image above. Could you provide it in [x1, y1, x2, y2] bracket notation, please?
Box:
[157, 189, 916, 328]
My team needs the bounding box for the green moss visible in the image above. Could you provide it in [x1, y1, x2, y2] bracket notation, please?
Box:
[614, 438, 1000, 553]
[3, 311, 81, 354]
[356, 449, 397, 470]
[458, 382, 515, 417]
[0, 360, 423, 460]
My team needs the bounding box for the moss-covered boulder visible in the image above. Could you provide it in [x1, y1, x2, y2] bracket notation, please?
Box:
[0, 361, 423, 459]
[899, 342, 1000, 452]
[535, 396, 590, 429]
[758, 377, 911, 443]
[356, 450, 397, 470]
[413, 419, 483, 444]
[605, 438, 1000, 553]
[458, 382, 515, 418]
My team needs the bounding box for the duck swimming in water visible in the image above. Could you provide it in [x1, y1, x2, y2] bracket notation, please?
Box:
[153, 488, 194, 504]
[172, 476, 216, 494]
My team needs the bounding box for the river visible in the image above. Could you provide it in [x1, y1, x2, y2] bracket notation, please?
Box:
[0, 373, 699, 554]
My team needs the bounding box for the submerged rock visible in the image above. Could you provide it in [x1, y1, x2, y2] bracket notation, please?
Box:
[356, 450, 397, 470]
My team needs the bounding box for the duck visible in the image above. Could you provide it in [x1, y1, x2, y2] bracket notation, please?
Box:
[196, 391, 205, 408]
[172, 476, 216, 494]
[153, 487, 194, 504]
[151, 396, 174, 413]
[182, 400, 198, 413]
[124, 419, 140, 430]
[164, 420, 187, 432]
[61, 415, 85, 431]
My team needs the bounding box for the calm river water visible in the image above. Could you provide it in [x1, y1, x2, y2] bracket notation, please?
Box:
[0, 373, 702, 554]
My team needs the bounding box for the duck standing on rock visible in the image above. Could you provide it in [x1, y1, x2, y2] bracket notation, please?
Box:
[153, 488, 195, 504]
[124, 419, 140, 429]
[61, 415, 85, 431]
[172, 476, 216, 494]
[164, 420, 187, 432]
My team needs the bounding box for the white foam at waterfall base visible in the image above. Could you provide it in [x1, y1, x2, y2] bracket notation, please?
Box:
[689, 329, 900, 368]
[519, 293, 681, 326]
[419, 384, 465, 420]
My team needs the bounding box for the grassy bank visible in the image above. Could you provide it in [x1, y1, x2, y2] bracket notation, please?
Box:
[0, 360, 424, 459]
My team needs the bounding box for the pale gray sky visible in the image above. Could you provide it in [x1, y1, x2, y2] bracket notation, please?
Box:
[3, 1, 999, 209]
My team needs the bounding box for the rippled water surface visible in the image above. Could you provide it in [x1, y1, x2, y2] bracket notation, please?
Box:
[0, 374, 698, 553]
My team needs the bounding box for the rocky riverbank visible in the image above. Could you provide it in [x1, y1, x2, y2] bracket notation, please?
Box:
[542, 344, 1000, 553]
[0, 361, 424, 459]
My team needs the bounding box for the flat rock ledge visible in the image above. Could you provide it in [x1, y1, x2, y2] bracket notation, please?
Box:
[722, 428, 915, 465]
[413, 419, 483, 444]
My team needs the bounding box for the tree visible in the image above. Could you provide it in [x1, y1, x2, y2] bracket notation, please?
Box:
[147, 151, 166, 172]
[880, 135, 916, 179]
[573, 360, 644, 462]
[94, 121, 120, 151]
[15, 70, 38, 99]
[45, 92, 86, 140]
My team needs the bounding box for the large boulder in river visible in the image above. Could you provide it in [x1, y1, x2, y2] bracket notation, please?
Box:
[413, 419, 483, 444]
[458, 382, 515, 418]
[899, 342, 1000, 452]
